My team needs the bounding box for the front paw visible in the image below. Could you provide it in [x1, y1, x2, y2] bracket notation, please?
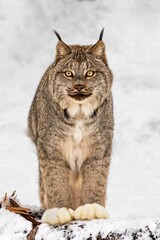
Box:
[41, 207, 74, 225]
[74, 203, 110, 220]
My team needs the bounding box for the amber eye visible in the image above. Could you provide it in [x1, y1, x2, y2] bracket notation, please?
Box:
[86, 70, 94, 77]
[64, 71, 73, 78]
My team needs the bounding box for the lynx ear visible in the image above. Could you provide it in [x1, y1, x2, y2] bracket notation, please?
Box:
[53, 30, 71, 58]
[91, 28, 107, 64]
[56, 41, 70, 57]
[91, 40, 105, 57]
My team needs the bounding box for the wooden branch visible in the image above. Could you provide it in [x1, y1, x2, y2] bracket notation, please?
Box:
[0, 192, 41, 227]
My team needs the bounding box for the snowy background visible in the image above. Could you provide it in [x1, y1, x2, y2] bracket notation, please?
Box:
[0, 0, 160, 218]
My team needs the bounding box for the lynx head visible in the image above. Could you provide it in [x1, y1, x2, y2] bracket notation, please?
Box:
[49, 29, 113, 118]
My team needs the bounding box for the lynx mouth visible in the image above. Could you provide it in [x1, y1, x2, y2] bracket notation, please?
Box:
[68, 91, 92, 101]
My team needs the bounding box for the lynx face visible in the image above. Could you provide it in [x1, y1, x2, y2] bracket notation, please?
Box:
[50, 35, 112, 117]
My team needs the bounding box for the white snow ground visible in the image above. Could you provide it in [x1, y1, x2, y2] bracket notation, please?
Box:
[0, 0, 160, 220]
[0, 207, 160, 239]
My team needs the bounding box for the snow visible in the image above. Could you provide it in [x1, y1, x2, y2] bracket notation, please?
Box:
[0, 208, 160, 239]
[0, 0, 160, 223]
[0, 208, 32, 240]
[35, 216, 160, 240]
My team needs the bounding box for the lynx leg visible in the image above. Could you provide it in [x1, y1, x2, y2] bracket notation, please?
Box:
[40, 158, 75, 224]
[39, 158, 72, 209]
[38, 146, 75, 224]
[77, 157, 110, 219]
[80, 158, 110, 206]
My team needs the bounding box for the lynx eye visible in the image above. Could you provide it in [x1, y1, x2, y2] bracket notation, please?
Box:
[86, 70, 94, 78]
[64, 70, 73, 78]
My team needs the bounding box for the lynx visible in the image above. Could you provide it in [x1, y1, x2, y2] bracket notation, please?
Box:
[28, 29, 114, 224]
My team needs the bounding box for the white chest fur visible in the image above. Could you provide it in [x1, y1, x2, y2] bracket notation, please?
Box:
[73, 120, 83, 144]
[60, 99, 96, 171]
[62, 120, 90, 172]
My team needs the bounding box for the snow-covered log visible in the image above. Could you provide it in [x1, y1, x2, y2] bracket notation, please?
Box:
[0, 208, 160, 240]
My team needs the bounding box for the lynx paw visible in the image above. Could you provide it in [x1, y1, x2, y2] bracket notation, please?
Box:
[41, 207, 74, 225]
[74, 203, 110, 220]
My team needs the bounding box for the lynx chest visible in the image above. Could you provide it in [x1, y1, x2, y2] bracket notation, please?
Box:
[62, 120, 92, 171]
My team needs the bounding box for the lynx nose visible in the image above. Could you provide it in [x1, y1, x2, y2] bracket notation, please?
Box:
[74, 84, 85, 92]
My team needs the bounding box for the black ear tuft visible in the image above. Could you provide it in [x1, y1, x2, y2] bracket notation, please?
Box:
[53, 29, 71, 60]
[53, 30, 62, 41]
[91, 29, 106, 63]
[99, 28, 105, 41]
